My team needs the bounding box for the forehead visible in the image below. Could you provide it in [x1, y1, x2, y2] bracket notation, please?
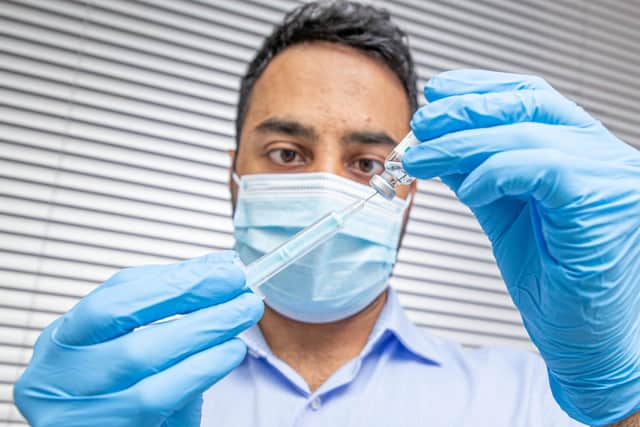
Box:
[243, 42, 411, 141]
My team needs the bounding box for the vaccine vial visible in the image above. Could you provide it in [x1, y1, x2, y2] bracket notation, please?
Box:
[369, 131, 421, 200]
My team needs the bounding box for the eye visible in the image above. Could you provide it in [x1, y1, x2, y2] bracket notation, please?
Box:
[351, 157, 384, 177]
[267, 148, 305, 166]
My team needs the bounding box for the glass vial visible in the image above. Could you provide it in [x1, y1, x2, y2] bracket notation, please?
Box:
[369, 131, 420, 200]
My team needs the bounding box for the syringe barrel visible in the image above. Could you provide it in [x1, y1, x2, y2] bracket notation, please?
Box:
[244, 210, 343, 297]
[369, 131, 421, 200]
[243, 196, 370, 297]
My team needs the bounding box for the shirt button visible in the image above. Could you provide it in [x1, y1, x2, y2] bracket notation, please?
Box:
[309, 396, 322, 411]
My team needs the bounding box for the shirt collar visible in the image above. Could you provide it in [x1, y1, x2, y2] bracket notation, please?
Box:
[240, 287, 444, 366]
[362, 287, 443, 365]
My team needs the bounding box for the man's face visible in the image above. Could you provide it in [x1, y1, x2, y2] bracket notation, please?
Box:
[231, 41, 415, 209]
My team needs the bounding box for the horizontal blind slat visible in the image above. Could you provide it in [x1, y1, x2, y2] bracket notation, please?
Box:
[2, 2, 638, 423]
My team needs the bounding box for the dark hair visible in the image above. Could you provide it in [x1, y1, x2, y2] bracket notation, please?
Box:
[235, 0, 418, 145]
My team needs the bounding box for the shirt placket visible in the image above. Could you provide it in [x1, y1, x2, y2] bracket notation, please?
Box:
[291, 358, 364, 427]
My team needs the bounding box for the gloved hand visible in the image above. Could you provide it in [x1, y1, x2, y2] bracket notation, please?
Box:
[13, 251, 263, 427]
[402, 70, 640, 426]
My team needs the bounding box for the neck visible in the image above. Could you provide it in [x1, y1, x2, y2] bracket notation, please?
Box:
[258, 290, 388, 392]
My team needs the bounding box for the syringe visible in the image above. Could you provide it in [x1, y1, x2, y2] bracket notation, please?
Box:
[137, 191, 377, 330]
[245, 191, 377, 297]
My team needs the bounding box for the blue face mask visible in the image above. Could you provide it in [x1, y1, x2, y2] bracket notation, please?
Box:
[232, 172, 409, 323]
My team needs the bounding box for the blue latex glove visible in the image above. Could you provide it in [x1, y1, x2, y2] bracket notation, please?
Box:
[402, 70, 640, 426]
[13, 251, 263, 427]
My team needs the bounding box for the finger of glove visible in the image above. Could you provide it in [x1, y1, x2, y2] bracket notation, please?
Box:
[411, 90, 594, 142]
[127, 338, 247, 417]
[402, 122, 594, 180]
[439, 174, 465, 193]
[48, 292, 262, 396]
[99, 251, 236, 286]
[439, 174, 527, 244]
[424, 69, 555, 102]
[56, 251, 246, 346]
[456, 148, 581, 209]
[109, 292, 262, 392]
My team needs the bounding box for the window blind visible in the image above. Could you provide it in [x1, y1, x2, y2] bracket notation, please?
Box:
[1, 0, 638, 423]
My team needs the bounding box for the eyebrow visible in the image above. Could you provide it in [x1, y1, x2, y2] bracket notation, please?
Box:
[253, 117, 397, 147]
[254, 118, 318, 141]
[343, 131, 397, 147]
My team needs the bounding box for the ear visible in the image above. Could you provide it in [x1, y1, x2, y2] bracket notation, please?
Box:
[408, 179, 418, 208]
[228, 149, 236, 179]
[403, 179, 418, 221]
[397, 179, 418, 251]
[228, 150, 237, 187]
[228, 149, 238, 210]
[396, 178, 418, 204]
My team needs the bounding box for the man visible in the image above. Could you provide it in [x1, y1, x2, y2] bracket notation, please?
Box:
[14, 2, 640, 427]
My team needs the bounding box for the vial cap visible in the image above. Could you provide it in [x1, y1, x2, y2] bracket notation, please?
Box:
[369, 174, 396, 200]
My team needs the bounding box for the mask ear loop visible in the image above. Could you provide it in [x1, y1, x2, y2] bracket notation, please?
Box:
[232, 172, 241, 186]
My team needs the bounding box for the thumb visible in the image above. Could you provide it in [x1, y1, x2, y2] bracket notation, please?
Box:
[162, 395, 202, 427]
[439, 174, 466, 193]
[456, 149, 581, 209]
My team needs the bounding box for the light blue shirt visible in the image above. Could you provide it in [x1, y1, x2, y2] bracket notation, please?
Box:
[201, 288, 586, 426]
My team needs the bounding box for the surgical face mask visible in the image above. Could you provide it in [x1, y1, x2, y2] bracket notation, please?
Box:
[232, 172, 410, 323]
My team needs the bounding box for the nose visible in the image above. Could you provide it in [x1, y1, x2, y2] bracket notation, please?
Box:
[307, 144, 351, 180]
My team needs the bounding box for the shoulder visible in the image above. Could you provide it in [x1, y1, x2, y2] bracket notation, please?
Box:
[414, 331, 586, 426]
[416, 329, 545, 376]
[423, 333, 550, 393]
[457, 343, 547, 380]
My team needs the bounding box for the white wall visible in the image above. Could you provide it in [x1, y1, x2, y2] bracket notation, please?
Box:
[1, 0, 639, 424]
